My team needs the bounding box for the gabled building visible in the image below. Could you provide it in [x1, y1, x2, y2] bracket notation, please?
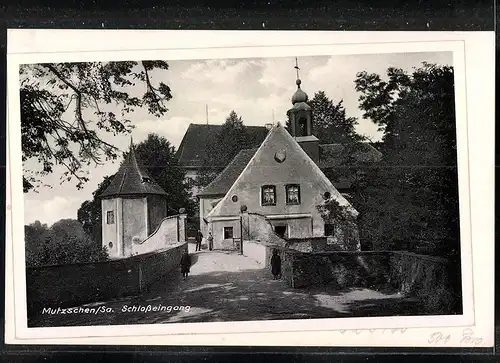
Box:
[98, 139, 168, 259]
[204, 121, 359, 250]
[196, 76, 382, 249]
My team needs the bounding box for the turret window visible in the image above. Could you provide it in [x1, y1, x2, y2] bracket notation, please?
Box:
[261, 185, 276, 206]
[285, 184, 301, 205]
[298, 117, 308, 136]
[106, 211, 115, 224]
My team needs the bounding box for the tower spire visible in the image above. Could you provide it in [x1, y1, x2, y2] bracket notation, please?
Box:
[130, 135, 134, 149]
[294, 57, 300, 84]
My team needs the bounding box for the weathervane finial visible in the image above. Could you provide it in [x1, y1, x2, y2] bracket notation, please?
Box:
[294, 57, 300, 81]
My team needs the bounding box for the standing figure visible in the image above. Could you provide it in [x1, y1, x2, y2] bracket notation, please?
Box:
[180, 250, 191, 280]
[195, 230, 203, 251]
[207, 232, 214, 251]
[270, 249, 282, 280]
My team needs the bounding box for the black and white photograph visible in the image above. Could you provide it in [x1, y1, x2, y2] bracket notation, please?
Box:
[6, 30, 493, 345]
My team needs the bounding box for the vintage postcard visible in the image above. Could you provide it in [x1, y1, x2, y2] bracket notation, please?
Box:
[5, 30, 494, 346]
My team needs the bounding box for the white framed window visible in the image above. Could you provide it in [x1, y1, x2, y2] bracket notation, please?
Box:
[106, 211, 115, 224]
[285, 184, 301, 205]
[261, 185, 276, 206]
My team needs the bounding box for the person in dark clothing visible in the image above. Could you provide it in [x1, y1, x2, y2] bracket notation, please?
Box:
[195, 230, 203, 251]
[207, 232, 214, 251]
[270, 249, 281, 280]
[180, 250, 191, 280]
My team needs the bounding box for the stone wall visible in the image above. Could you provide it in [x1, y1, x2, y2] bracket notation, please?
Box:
[388, 252, 462, 314]
[132, 214, 186, 256]
[286, 236, 353, 253]
[26, 243, 188, 321]
[284, 250, 462, 315]
[288, 251, 391, 289]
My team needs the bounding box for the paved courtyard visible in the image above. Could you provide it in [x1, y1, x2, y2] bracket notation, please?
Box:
[31, 243, 424, 327]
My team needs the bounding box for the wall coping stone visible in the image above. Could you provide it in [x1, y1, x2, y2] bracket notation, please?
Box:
[27, 242, 187, 270]
[135, 214, 181, 245]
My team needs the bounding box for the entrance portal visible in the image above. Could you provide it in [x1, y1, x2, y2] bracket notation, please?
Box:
[274, 225, 287, 238]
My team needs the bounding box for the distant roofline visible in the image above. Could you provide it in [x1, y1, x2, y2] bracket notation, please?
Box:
[176, 122, 269, 166]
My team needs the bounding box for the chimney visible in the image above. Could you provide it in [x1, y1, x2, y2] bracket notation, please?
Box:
[265, 123, 273, 130]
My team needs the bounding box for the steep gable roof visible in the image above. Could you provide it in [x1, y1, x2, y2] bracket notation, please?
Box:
[207, 123, 358, 219]
[176, 123, 268, 168]
[197, 141, 382, 198]
[99, 141, 167, 199]
[197, 148, 258, 197]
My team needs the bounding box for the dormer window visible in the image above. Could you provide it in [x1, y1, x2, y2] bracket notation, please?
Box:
[142, 176, 151, 183]
[261, 185, 276, 206]
[286, 184, 300, 205]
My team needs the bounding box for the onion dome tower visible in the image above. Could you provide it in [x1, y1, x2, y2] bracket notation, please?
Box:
[286, 58, 320, 162]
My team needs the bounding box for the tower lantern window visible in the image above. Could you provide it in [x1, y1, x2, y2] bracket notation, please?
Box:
[298, 117, 308, 136]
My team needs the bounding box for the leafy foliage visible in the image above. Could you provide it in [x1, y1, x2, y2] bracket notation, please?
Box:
[193, 168, 220, 189]
[77, 175, 115, 246]
[127, 133, 193, 214]
[217, 110, 254, 164]
[21, 61, 172, 192]
[351, 63, 459, 256]
[25, 219, 108, 267]
[308, 91, 366, 143]
[77, 133, 194, 246]
[316, 197, 357, 227]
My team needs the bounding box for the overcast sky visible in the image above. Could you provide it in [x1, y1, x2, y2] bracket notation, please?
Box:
[22, 51, 453, 226]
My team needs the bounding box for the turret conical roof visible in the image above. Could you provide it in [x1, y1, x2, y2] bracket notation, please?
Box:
[98, 138, 168, 199]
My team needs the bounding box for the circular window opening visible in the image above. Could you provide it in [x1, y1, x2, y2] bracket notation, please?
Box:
[108, 241, 113, 248]
[323, 192, 331, 200]
[232, 195, 238, 202]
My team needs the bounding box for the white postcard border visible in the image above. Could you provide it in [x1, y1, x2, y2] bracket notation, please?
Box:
[5, 30, 494, 346]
